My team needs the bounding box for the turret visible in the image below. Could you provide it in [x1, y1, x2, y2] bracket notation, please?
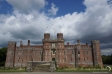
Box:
[44, 33, 50, 39]
[57, 33, 63, 39]
[5, 41, 16, 68]
[91, 40, 103, 67]
[67, 42, 69, 45]
[20, 41, 22, 46]
[28, 40, 30, 46]
[77, 39, 80, 44]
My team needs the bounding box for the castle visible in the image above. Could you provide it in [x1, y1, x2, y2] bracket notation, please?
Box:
[5, 33, 103, 68]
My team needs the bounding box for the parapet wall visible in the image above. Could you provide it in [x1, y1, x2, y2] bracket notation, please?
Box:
[92, 40, 100, 44]
[26, 61, 56, 72]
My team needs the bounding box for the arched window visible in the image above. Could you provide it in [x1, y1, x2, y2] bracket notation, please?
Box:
[51, 49, 56, 54]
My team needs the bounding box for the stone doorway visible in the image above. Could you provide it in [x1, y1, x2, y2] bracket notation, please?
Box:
[52, 58, 55, 61]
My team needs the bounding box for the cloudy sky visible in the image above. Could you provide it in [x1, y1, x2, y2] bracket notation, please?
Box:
[0, 0, 112, 55]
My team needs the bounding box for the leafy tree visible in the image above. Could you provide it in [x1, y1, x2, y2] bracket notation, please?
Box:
[0, 47, 7, 66]
[102, 54, 112, 65]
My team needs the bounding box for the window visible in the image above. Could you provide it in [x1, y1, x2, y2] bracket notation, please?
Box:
[52, 43, 55, 48]
[64, 51, 66, 54]
[40, 51, 41, 55]
[65, 58, 66, 61]
[71, 57, 72, 61]
[52, 49, 56, 54]
[79, 58, 80, 60]
[72, 51, 73, 54]
[46, 52, 47, 55]
[53, 50, 55, 54]
[78, 51, 80, 54]
[83, 51, 84, 54]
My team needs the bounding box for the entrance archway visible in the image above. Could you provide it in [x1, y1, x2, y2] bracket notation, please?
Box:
[52, 58, 55, 61]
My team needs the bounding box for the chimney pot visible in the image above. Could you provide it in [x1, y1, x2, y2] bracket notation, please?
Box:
[67, 42, 69, 45]
[28, 40, 30, 46]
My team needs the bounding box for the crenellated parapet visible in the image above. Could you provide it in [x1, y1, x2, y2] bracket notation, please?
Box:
[8, 41, 16, 45]
[91, 40, 100, 44]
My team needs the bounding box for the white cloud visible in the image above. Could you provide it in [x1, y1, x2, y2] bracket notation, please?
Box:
[0, 0, 112, 55]
[101, 48, 112, 55]
[48, 3, 59, 15]
[6, 0, 46, 13]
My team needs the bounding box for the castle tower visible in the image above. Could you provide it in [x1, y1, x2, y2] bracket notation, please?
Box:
[91, 40, 103, 67]
[56, 33, 65, 65]
[28, 40, 30, 46]
[20, 41, 22, 47]
[5, 41, 16, 68]
[75, 39, 81, 67]
[43, 33, 51, 61]
[44, 33, 50, 40]
[57, 33, 63, 39]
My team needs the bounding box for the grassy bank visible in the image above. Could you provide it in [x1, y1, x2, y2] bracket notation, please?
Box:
[0, 67, 26, 72]
[56, 66, 112, 72]
[0, 66, 112, 72]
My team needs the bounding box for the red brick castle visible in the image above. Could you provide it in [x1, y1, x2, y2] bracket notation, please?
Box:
[5, 33, 103, 68]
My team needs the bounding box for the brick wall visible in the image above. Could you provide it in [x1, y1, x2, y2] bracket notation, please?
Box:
[5, 33, 103, 68]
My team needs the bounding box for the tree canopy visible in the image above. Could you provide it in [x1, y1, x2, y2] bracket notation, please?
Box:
[0, 47, 7, 66]
[102, 54, 112, 65]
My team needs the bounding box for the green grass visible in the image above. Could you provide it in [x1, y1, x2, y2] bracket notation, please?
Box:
[0, 70, 25, 72]
[0, 66, 112, 72]
[55, 66, 112, 72]
[56, 68, 112, 72]
[0, 67, 26, 72]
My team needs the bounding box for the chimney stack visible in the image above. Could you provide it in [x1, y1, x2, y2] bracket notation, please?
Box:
[20, 41, 22, 46]
[28, 40, 30, 46]
[77, 39, 80, 44]
[67, 42, 69, 45]
[86, 43, 88, 46]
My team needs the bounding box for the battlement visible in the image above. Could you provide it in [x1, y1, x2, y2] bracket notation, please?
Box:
[44, 33, 50, 39]
[42, 38, 64, 43]
[57, 33, 63, 39]
[57, 33, 63, 34]
[8, 41, 16, 44]
[44, 33, 50, 34]
[91, 40, 100, 44]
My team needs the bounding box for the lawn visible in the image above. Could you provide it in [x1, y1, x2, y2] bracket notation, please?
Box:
[56, 66, 112, 72]
[0, 67, 26, 72]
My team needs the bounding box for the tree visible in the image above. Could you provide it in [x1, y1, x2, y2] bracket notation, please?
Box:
[102, 54, 112, 65]
[0, 47, 7, 66]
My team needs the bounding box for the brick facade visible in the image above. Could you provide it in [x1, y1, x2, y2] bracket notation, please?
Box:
[5, 33, 103, 68]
